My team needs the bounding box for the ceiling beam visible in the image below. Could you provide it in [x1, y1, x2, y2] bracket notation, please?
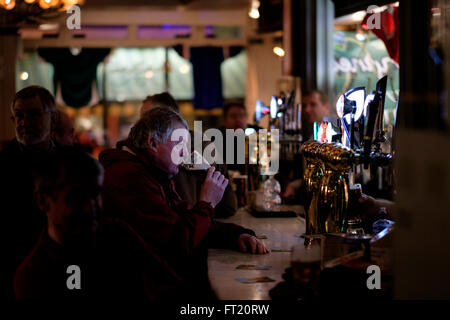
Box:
[78, 9, 247, 26]
[22, 37, 246, 48]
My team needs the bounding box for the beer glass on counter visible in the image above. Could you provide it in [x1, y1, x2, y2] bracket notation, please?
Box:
[346, 183, 364, 234]
[291, 242, 321, 299]
[232, 174, 248, 207]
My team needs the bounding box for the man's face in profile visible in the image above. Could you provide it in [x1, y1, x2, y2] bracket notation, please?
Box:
[12, 96, 52, 146]
[150, 121, 188, 179]
[302, 93, 330, 124]
[224, 106, 247, 131]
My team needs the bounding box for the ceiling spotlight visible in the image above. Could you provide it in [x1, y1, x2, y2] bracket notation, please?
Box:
[2, 0, 16, 10]
[19, 72, 29, 81]
[145, 70, 154, 79]
[249, 0, 260, 19]
[249, 8, 260, 19]
[273, 46, 285, 57]
[38, 0, 52, 9]
[179, 64, 190, 74]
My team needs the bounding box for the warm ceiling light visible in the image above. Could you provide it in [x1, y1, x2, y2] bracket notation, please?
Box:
[38, 0, 51, 9]
[249, 8, 260, 19]
[79, 118, 93, 130]
[19, 72, 29, 81]
[39, 23, 58, 30]
[60, 0, 81, 11]
[179, 64, 190, 74]
[62, 0, 80, 4]
[273, 46, 285, 57]
[2, 0, 85, 26]
[1, 0, 16, 10]
[38, 0, 59, 9]
[249, 0, 260, 19]
[145, 70, 154, 79]
[62, 0, 81, 6]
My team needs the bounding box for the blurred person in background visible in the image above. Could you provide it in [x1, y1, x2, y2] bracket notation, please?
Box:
[75, 130, 103, 158]
[140, 92, 179, 116]
[219, 102, 261, 176]
[222, 102, 248, 131]
[52, 110, 76, 147]
[283, 90, 332, 200]
[300, 90, 331, 142]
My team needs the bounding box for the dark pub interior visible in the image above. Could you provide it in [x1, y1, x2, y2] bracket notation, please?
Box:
[0, 0, 449, 312]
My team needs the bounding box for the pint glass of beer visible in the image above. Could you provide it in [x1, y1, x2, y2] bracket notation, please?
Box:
[291, 242, 321, 298]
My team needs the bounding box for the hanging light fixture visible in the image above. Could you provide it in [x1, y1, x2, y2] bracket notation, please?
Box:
[37, 0, 60, 10]
[0, 0, 16, 10]
[60, 0, 80, 11]
[179, 64, 190, 74]
[0, 0, 85, 28]
[273, 46, 285, 57]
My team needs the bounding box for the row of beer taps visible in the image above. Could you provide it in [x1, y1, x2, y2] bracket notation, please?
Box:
[302, 76, 394, 236]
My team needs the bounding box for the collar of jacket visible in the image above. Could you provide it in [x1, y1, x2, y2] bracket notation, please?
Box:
[121, 139, 173, 186]
[5, 138, 56, 154]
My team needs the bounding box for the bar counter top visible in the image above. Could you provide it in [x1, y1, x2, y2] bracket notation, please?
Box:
[208, 206, 305, 300]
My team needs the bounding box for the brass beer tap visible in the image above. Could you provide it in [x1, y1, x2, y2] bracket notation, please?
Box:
[303, 142, 358, 235]
[302, 141, 324, 235]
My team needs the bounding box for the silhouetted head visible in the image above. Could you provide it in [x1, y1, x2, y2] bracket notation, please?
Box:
[52, 110, 75, 146]
[140, 92, 180, 116]
[223, 102, 247, 130]
[33, 147, 103, 246]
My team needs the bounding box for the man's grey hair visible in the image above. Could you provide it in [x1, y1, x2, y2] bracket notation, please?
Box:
[129, 106, 187, 149]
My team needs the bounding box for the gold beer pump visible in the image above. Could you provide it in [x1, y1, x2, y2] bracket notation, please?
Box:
[302, 77, 392, 237]
[302, 144, 392, 237]
[318, 144, 356, 234]
[302, 141, 323, 235]
[302, 142, 357, 235]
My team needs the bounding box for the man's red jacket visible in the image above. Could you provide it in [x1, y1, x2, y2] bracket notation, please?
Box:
[99, 140, 255, 294]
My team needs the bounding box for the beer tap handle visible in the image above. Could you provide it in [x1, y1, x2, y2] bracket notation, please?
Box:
[363, 94, 380, 168]
[373, 76, 388, 152]
[350, 102, 357, 150]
